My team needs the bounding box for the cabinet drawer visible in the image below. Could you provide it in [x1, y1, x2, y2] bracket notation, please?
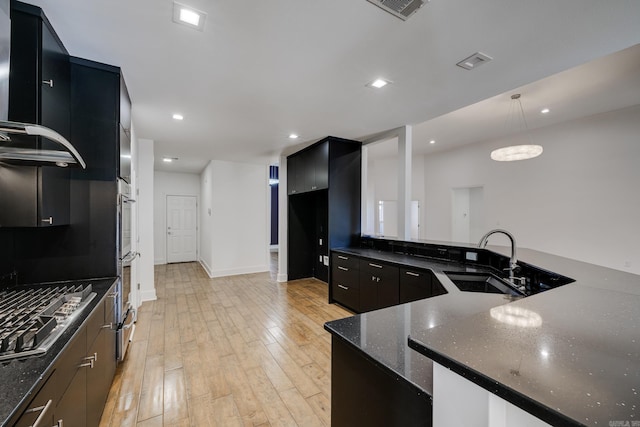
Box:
[332, 253, 360, 271]
[14, 370, 58, 427]
[332, 267, 360, 291]
[332, 280, 359, 312]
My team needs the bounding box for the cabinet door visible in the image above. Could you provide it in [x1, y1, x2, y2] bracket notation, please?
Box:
[308, 142, 328, 191]
[360, 260, 399, 311]
[86, 328, 116, 427]
[55, 365, 87, 427]
[399, 268, 433, 303]
[287, 154, 299, 195]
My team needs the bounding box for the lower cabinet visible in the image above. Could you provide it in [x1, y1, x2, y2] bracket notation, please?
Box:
[360, 260, 399, 312]
[331, 253, 361, 311]
[331, 252, 447, 313]
[400, 268, 435, 304]
[13, 282, 117, 427]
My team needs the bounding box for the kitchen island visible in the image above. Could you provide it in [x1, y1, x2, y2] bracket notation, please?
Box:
[325, 243, 640, 427]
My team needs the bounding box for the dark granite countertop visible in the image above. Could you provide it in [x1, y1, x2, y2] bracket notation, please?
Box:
[0, 277, 117, 427]
[408, 248, 640, 427]
[324, 246, 520, 395]
[325, 245, 640, 426]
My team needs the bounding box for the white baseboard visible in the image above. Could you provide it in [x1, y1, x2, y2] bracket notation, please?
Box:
[154, 258, 166, 265]
[269, 245, 279, 252]
[277, 273, 288, 282]
[198, 261, 269, 278]
[140, 289, 157, 302]
[199, 258, 214, 277]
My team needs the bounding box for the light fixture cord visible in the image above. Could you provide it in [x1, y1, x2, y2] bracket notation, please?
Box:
[516, 96, 534, 145]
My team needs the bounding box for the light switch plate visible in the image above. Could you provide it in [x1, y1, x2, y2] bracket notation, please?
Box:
[319, 238, 323, 246]
[323, 256, 329, 266]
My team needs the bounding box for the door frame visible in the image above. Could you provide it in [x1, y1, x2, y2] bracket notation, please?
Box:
[165, 194, 199, 264]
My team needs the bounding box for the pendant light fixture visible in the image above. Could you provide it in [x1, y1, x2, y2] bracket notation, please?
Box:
[491, 94, 543, 162]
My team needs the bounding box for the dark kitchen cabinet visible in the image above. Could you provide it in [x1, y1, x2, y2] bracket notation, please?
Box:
[288, 137, 361, 283]
[287, 141, 329, 195]
[11, 281, 118, 427]
[1, 1, 71, 227]
[399, 267, 437, 304]
[360, 260, 399, 312]
[331, 253, 361, 312]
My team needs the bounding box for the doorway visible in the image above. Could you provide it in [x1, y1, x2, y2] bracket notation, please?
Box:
[451, 187, 484, 243]
[166, 195, 197, 263]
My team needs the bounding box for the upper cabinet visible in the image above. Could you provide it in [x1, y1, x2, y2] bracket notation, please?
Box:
[0, 1, 71, 227]
[287, 141, 329, 195]
[69, 57, 131, 182]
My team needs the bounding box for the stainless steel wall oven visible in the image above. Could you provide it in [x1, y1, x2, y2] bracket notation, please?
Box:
[117, 178, 136, 361]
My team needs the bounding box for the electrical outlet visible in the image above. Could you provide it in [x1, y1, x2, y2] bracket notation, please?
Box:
[323, 256, 329, 266]
[319, 238, 323, 246]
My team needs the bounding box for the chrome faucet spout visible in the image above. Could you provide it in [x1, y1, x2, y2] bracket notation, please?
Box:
[478, 229, 518, 270]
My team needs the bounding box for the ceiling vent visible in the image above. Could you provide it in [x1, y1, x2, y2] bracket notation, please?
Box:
[456, 52, 493, 70]
[366, 0, 427, 21]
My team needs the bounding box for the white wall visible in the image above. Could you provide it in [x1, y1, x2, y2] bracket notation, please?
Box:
[419, 105, 640, 275]
[136, 138, 156, 303]
[199, 160, 269, 278]
[153, 171, 201, 265]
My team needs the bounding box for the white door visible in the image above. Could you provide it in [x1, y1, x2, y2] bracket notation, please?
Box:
[166, 195, 197, 263]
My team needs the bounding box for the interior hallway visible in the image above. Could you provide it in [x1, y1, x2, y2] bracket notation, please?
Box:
[99, 259, 351, 426]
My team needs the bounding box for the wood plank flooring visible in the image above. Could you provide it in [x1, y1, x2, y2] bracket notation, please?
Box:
[99, 261, 351, 427]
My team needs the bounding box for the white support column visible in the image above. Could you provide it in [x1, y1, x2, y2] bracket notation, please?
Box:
[361, 144, 370, 236]
[277, 154, 288, 282]
[397, 126, 412, 240]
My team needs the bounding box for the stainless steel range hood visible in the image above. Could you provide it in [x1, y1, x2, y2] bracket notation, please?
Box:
[0, 120, 87, 168]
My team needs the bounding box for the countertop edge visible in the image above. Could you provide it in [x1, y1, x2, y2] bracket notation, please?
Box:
[407, 336, 587, 427]
[324, 322, 432, 398]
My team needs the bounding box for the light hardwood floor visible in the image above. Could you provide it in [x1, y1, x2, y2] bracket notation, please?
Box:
[99, 261, 351, 427]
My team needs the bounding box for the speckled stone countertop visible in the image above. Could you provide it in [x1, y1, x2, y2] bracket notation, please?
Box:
[325, 245, 640, 426]
[324, 247, 521, 396]
[0, 277, 117, 427]
[408, 248, 640, 427]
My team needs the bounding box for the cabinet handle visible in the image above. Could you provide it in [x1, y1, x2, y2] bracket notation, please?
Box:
[56, 420, 64, 427]
[79, 353, 97, 368]
[337, 256, 348, 260]
[107, 291, 119, 299]
[311, 186, 317, 190]
[25, 399, 53, 427]
[337, 284, 349, 290]
[369, 263, 383, 269]
[41, 217, 53, 224]
[102, 323, 113, 329]
[337, 266, 349, 271]
[42, 79, 54, 88]
[405, 271, 420, 277]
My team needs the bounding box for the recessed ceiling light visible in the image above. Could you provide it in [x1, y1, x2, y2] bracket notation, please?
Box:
[540, 108, 550, 114]
[456, 52, 493, 70]
[289, 134, 299, 139]
[172, 2, 206, 31]
[172, 113, 184, 120]
[429, 140, 436, 144]
[163, 157, 178, 163]
[367, 78, 391, 89]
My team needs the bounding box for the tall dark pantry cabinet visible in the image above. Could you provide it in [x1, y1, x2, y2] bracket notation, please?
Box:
[287, 136, 361, 284]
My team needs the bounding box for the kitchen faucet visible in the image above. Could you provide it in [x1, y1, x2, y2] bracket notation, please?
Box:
[478, 229, 523, 289]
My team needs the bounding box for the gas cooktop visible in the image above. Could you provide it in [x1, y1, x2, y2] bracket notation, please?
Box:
[0, 283, 96, 361]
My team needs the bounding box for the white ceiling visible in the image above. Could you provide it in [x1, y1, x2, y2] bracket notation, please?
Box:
[24, 0, 640, 173]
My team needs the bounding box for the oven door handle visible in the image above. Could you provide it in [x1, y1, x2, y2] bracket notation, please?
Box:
[121, 251, 139, 263]
[123, 309, 136, 329]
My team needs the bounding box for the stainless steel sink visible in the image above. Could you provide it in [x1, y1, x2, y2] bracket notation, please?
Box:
[444, 271, 524, 296]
